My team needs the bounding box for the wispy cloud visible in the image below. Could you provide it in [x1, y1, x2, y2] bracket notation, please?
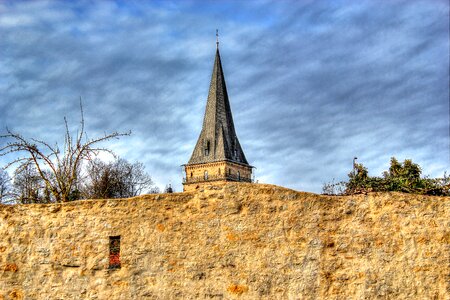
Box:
[0, 0, 448, 193]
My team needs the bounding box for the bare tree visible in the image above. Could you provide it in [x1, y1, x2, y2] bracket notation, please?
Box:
[82, 158, 153, 199]
[0, 103, 129, 202]
[148, 186, 161, 194]
[0, 169, 12, 203]
[11, 164, 52, 204]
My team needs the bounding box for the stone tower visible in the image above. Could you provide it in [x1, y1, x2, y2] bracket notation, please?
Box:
[183, 39, 253, 192]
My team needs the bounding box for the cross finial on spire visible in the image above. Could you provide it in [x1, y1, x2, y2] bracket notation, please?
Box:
[216, 29, 219, 49]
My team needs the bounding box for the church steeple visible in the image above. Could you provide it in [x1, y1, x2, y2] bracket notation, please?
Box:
[188, 46, 248, 165]
[183, 35, 253, 191]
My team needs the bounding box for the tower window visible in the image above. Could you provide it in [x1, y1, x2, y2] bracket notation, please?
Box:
[190, 172, 193, 178]
[109, 236, 121, 269]
[204, 141, 210, 156]
[204, 171, 208, 180]
[218, 168, 221, 175]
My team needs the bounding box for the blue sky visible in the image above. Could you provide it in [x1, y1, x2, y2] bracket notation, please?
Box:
[0, 0, 448, 193]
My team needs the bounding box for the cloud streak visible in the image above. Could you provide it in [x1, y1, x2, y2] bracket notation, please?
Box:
[0, 0, 448, 193]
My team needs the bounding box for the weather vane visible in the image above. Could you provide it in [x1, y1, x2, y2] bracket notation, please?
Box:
[216, 29, 219, 48]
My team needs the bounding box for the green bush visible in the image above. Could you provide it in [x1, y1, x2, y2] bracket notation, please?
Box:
[323, 157, 449, 196]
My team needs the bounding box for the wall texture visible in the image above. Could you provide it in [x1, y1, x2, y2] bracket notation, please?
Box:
[0, 182, 448, 299]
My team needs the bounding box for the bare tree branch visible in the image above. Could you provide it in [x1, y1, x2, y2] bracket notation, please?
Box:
[0, 102, 130, 203]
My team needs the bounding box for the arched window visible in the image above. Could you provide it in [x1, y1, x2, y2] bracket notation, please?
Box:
[237, 171, 240, 180]
[190, 172, 193, 178]
[218, 168, 221, 175]
[228, 168, 231, 175]
[204, 170, 208, 180]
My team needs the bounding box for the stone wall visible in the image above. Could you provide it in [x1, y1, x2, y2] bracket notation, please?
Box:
[0, 182, 448, 299]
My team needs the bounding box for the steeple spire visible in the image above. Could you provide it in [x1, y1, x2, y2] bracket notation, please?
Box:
[187, 39, 249, 166]
[183, 35, 253, 191]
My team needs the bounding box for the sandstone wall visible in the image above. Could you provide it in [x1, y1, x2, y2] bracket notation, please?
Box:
[0, 183, 448, 299]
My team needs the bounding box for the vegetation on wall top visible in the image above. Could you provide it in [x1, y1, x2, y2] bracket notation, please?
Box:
[323, 157, 449, 196]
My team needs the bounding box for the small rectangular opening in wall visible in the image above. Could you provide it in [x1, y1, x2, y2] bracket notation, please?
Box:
[109, 236, 121, 269]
